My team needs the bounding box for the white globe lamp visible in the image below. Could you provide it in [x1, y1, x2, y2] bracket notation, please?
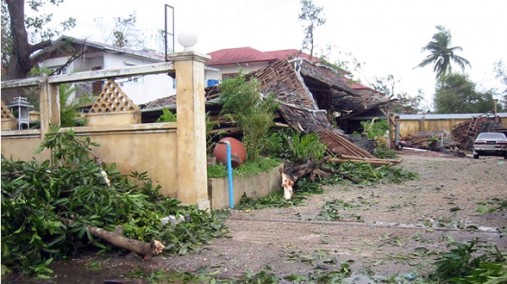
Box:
[178, 32, 198, 51]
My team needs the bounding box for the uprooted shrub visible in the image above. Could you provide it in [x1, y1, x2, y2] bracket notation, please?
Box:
[1, 129, 228, 278]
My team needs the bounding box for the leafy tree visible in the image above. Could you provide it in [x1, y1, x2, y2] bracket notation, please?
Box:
[494, 60, 507, 109]
[317, 44, 364, 79]
[2, 0, 76, 79]
[416, 25, 470, 79]
[434, 73, 501, 114]
[298, 0, 326, 59]
[371, 75, 423, 114]
[95, 12, 143, 49]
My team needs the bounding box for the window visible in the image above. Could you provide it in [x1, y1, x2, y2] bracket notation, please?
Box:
[222, 73, 238, 80]
[91, 66, 103, 94]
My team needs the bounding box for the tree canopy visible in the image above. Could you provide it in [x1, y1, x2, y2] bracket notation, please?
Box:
[416, 25, 470, 79]
[2, 0, 77, 79]
[433, 73, 500, 114]
[298, 0, 325, 59]
[371, 75, 424, 114]
[494, 60, 507, 110]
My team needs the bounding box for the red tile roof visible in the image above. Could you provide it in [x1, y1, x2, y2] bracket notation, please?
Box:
[207, 47, 320, 66]
[265, 49, 318, 62]
[207, 47, 276, 66]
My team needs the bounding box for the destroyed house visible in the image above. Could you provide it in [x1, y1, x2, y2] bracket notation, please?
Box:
[142, 55, 392, 158]
[251, 57, 393, 134]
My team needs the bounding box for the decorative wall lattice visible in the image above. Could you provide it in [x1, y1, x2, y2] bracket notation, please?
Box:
[1, 101, 15, 119]
[89, 80, 140, 113]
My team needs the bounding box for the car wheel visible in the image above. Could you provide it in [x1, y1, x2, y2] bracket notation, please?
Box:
[473, 153, 479, 159]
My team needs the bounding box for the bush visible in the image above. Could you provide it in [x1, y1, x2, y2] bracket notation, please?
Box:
[358, 119, 388, 140]
[157, 108, 177, 122]
[264, 129, 327, 163]
[219, 75, 278, 161]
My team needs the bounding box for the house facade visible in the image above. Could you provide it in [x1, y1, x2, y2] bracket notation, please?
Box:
[36, 36, 175, 105]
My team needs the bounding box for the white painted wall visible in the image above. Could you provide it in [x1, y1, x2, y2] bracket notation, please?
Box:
[42, 51, 176, 105]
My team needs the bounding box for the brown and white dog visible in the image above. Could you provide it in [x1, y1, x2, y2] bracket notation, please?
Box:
[280, 166, 297, 200]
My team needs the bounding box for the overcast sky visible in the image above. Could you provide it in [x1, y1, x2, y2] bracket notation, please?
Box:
[53, 0, 507, 110]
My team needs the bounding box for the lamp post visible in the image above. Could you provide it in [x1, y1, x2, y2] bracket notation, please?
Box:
[7, 96, 34, 129]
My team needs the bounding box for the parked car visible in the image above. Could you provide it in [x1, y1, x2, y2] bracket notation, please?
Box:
[472, 132, 507, 159]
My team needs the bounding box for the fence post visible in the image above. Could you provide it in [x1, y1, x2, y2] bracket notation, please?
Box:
[39, 75, 61, 138]
[170, 51, 211, 210]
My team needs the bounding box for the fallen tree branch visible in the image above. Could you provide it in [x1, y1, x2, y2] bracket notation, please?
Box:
[61, 219, 165, 260]
[87, 226, 165, 260]
[280, 157, 330, 199]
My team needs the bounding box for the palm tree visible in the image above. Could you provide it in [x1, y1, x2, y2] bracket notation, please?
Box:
[416, 25, 471, 79]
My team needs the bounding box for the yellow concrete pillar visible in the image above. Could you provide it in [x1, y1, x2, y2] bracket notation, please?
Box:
[38, 75, 60, 137]
[170, 51, 210, 210]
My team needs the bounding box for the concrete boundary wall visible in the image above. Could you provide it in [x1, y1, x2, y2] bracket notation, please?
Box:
[208, 165, 283, 209]
[1, 123, 179, 197]
[2, 52, 212, 209]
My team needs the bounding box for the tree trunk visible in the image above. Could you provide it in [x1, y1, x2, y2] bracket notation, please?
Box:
[5, 0, 53, 79]
[87, 225, 165, 260]
[6, 0, 31, 79]
[280, 157, 329, 199]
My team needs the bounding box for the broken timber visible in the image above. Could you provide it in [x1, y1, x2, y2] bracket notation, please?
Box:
[328, 155, 401, 166]
[318, 128, 374, 159]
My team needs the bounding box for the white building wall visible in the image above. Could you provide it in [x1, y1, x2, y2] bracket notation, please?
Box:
[100, 53, 174, 104]
[207, 62, 269, 82]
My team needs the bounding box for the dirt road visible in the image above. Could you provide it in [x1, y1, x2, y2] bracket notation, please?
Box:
[50, 151, 507, 282]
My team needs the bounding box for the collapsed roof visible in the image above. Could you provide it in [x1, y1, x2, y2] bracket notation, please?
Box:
[143, 57, 393, 158]
[250, 57, 392, 132]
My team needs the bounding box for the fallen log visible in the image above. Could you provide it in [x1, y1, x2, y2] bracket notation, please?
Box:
[62, 219, 165, 260]
[87, 226, 165, 260]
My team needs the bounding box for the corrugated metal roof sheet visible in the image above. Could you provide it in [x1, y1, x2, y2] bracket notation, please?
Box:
[398, 113, 507, 120]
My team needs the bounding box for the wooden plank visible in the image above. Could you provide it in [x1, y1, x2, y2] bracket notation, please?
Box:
[328, 156, 401, 166]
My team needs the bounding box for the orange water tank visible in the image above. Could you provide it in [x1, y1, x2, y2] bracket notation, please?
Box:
[213, 137, 247, 168]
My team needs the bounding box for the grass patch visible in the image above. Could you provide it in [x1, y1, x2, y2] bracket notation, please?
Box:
[207, 157, 280, 178]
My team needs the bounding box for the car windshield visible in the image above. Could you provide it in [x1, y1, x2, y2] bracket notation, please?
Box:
[477, 133, 507, 140]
